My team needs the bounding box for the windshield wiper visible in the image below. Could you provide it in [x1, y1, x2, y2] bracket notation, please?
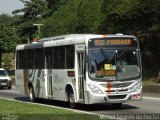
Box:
[99, 48, 111, 63]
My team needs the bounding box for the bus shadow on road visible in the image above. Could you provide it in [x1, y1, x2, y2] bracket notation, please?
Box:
[15, 96, 30, 102]
[14, 97, 139, 111]
[77, 103, 139, 111]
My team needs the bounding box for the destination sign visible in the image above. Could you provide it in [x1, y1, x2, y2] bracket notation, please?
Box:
[95, 39, 132, 46]
[89, 38, 137, 48]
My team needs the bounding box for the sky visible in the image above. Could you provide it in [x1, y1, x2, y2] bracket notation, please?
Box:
[0, 0, 25, 15]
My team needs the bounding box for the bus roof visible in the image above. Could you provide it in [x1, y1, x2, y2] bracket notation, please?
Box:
[16, 34, 136, 50]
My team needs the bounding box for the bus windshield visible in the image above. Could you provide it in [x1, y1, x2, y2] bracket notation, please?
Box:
[89, 49, 141, 81]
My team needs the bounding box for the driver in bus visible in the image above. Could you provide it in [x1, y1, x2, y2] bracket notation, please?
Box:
[90, 60, 97, 76]
[116, 55, 127, 72]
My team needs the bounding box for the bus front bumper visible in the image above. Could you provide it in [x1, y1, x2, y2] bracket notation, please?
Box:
[85, 91, 142, 104]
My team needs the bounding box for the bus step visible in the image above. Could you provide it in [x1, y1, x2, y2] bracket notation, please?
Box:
[78, 99, 85, 103]
[47, 95, 53, 99]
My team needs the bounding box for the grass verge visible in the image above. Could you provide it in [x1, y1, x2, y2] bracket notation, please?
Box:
[0, 98, 100, 120]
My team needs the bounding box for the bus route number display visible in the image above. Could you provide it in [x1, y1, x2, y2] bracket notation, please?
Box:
[94, 39, 132, 46]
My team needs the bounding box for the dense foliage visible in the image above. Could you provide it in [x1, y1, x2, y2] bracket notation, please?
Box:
[0, 0, 159, 78]
[0, 14, 20, 67]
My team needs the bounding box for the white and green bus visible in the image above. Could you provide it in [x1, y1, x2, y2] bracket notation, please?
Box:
[15, 34, 142, 108]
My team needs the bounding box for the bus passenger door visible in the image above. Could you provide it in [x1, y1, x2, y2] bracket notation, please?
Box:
[76, 45, 85, 101]
[45, 49, 53, 99]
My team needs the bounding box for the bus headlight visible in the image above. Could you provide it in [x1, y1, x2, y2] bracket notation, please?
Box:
[131, 82, 142, 92]
[88, 84, 103, 94]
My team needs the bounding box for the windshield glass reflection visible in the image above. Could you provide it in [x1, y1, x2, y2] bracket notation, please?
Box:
[89, 49, 140, 81]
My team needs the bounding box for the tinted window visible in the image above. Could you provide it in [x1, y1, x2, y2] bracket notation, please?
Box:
[16, 50, 25, 69]
[53, 45, 75, 69]
[66, 45, 75, 69]
[26, 49, 34, 69]
[35, 48, 44, 69]
[53, 47, 65, 69]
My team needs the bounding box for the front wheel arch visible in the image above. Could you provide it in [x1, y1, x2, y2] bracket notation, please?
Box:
[65, 85, 76, 109]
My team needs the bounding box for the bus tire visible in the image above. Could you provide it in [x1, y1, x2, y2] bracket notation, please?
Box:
[111, 103, 122, 108]
[29, 86, 36, 102]
[68, 90, 76, 109]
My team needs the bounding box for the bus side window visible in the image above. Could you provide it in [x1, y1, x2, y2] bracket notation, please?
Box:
[17, 50, 26, 69]
[53, 46, 65, 69]
[65, 45, 75, 69]
[35, 48, 44, 69]
[26, 49, 35, 69]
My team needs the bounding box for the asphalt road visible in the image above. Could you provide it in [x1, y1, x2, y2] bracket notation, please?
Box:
[0, 86, 160, 119]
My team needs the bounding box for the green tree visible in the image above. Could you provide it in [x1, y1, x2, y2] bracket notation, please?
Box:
[100, 0, 160, 76]
[41, 0, 104, 37]
[0, 24, 20, 67]
[0, 14, 20, 25]
[13, 0, 62, 43]
[0, 14, 12, 24]
[0, 14, 20, 67]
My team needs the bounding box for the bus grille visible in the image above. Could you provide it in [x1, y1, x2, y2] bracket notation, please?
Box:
[100, 82, 132, 88]
[108, 95, 127, 99]
[105, 88, 128, 93]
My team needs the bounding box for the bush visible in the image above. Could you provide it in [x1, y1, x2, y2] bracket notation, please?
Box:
[1, 53, 15, 70]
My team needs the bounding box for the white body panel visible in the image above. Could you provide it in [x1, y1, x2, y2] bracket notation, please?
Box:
[15, 34, 142, 104]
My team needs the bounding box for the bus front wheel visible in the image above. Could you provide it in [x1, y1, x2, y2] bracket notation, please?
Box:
[68, 91, 76, 109]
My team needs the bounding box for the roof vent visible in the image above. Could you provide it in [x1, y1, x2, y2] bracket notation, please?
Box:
[116, 33, 123, 35]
